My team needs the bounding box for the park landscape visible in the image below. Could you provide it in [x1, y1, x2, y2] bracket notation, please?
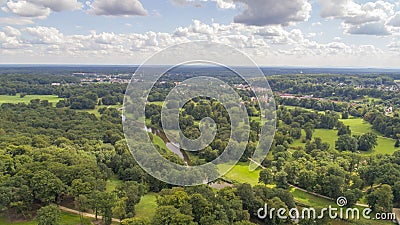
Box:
[0, 67, 399, 225]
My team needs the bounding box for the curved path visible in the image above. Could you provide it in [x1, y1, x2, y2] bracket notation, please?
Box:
[56, 205, 120, 223]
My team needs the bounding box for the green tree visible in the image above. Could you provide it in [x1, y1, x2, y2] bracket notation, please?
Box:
[356, 133, 378, 151]
[75, 195, 90, 225]
[259, 169, 274, 185]
[98, 192, 116, 225]
[121, 218, 151, 225]
[37, 205, 61, 225]
[367, 184, 394, 213]
[275, 171, 288, 189]
[152, 206, 196, 225]
[31, 170, 65, 204]
[343, 189, 362, 206]
[335, 134, 358, 152]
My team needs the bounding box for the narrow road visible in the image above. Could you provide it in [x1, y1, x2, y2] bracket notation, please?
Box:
[56, 205, 120, 223]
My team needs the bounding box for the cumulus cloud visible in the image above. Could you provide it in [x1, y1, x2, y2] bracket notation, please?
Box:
[88, 0, 148, 16]
[171, 0, 235, 9]
[170, 0, 311, 26]
[2, 0, 82, 18]
[233, 0, 312, 26]
[3, 26, 21, 36]
[25, 26, 64, 44]
[0, 21, 395, 67]
[0, 17, 34, 25]
[346, 22, 390, 36]
[388, 12, 400, 27]
[319, 0, 399, 35]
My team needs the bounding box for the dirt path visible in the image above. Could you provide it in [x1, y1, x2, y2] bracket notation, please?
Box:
[56, 205, 120, 223]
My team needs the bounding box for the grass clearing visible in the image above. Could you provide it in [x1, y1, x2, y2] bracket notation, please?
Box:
[106, 176, 123, 192]
[0, 94, 62, 105]
[218, 162, 261, 186]
[0, 212, 83, 225]
[290, 188, 334, 208]
[313, 129, 339, 150]
[77, 104, 122, 118]
[135, 193, 158, 219]
[340, 118, 399, 155]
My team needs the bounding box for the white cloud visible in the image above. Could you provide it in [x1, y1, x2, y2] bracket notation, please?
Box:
[345, 21, 390, 36]
[233, 0, 312, 26]
[0, 21, 396, 67]
[0, 17, 34, 25]
[3, 26, 21, 36]
[388, 12, 400, 27]
[319, 0, 400, 35]
[88, 0, 148, 16]
[2, 1, 51, 18]
[171, 0, 235, 9]
[2, 0, 82, 18]
[25, 26, 64, 44]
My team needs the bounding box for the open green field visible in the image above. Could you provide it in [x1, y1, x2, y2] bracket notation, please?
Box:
[290, 188, 334, 207]
[135, 193, 158, 219]
[0, 212, 84, 225]
[218, 162, 261, 186]
[288, 118, 399, 155]
[77, 104, 122, 118]
[283, 105, 325, 114]
[0, 94, 62, 105]
[313, 129, 338, 149]
[340, 118, 399, 154]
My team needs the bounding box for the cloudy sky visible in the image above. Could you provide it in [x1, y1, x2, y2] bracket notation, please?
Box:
[0, 0, 400, 67]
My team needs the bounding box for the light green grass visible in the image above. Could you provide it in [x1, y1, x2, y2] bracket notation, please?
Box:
[0, 94, 62, 105]
[284, 105, 325, 114]
[147, 101, 164, 106]
[77, 104, 121, 118]
[150, 133, 168, 151]
[135, 193, 158, 219]
[106, 176, 123, 192]
[0, 212, 83, 225]
[290, 188, 334, 208]
[313, 129, 338, 150]
[340, 118, 399, 155]
[218, 162, 261, 186]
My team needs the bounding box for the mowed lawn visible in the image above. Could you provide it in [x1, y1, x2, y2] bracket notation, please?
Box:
[218, 162, 261, 186]
[0, 94, 62, 105]
[289, 118, 398, 155]
[218, 162, 340, 208]
[340, 118, 399, 155]
[135, 193, 158, 219]
[0, 212, 84, 225]
[290, 188, 334, 208]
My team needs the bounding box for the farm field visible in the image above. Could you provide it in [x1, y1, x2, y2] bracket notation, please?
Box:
[0, 94, 62, 105]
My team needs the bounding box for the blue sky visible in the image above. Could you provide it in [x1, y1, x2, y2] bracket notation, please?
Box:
[0, 0, 400, 67]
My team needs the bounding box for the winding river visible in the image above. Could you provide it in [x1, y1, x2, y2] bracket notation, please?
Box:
[145, 126, 190, 164]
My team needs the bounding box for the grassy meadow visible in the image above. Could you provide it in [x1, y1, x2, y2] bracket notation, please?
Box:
[0, 94, 62, 105]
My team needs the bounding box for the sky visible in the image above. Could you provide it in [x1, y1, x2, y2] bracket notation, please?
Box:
[0, 0, 400, 67]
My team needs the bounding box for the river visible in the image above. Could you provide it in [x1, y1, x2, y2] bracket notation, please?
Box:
[145, 126, 190, 164]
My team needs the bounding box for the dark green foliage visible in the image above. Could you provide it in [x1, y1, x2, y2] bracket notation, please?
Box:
[37, 205, 61, 225]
